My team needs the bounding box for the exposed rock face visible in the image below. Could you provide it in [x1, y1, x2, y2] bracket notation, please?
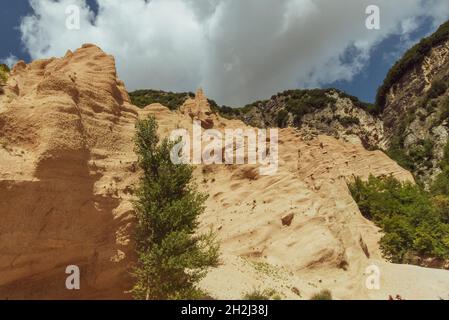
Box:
[297, 92, 383, 149]
[1, 45, 449, 300]
[382, 37, 449, 185]
[0, 44, 139, 299]
[231, 90, 383, 150]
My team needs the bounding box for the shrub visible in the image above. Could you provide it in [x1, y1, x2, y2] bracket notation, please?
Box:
[338, 116, 360, 127]
[283, 89, 337, 124]
[129, 89, 192, 110]
[431, 141, 449, 195]
[409, 139, 434, 164]
[132, 116, 219, 300]
[276, 109, 289, 128]
[428, 79, 448, 99]
[440, 97, 449, 122]
[386, 143, 415, 172]
[243, 289, 281, 300]
[310, 290, 332, 300]
[0, 63, 9, 86]
[349, 175, 449, 263]
[385, 116, 417, 171]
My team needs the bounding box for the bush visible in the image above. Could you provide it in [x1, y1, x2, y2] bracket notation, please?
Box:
[310, 290, 332, 300]
[428, 79, 448, 99]
[283, 89, 337, 124]
[338, 116, 360, 127]
[132, 116, 219, 300]
[243, 289, 281, 300]
[276, 109, 289, 128]
[431, 141, 449, 195]
[409, 139, 434, 164]
[385, 115, 418, 171]
[440, 97, 449, 122]
[129, 89, 192, 110]
[0, 63, 9, 86]
[349, 175, 449, 263]
[386, 143, 415, 172]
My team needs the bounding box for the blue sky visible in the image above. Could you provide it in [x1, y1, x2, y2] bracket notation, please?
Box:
[323, 17, 436, 102]
[0, 0, 447, 105]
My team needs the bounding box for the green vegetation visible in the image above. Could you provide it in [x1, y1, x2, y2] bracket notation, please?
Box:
[349, 174, 449, 264]
[243, 289, 281, 300]
[387, 145, 414, 172]
[376, 20, 449, 112]
[335, 115, 360, 127]
[428, 79, 448, 99]
[409, 139, 434, 168]
[283, 89, 337, 125]
[440, 97, 449, 122]
[0, 64, 9, 87]
[276, 109, 289, 128]
[132, 116, 219, 300]
[431, 141, 449, 195]
[129, 89, 194, 110]
[385, 116, 415, 171]
[212, 104, 253, 120]
[310, 290, 332, 300]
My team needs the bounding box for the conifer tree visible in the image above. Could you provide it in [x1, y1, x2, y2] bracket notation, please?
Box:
[132, 116, 219, 300]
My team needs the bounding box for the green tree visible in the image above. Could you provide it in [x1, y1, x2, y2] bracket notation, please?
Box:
[349, 175, 449, 263]
[132, 116, 219, 300]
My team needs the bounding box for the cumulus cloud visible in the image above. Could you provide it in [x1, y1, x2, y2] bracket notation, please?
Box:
[19, 0, 449, 105]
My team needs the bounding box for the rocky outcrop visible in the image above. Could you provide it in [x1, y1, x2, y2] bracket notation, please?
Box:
[225, 89, 383, 150]
[382, 38, 449, 185]
[0, 44, 139, 299]
[180, 88, 216, 129]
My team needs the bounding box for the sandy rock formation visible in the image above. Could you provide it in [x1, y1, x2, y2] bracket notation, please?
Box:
[1, 45, 449, 300]
[0, 44, 139, 299]
[180, 88, 216, 129]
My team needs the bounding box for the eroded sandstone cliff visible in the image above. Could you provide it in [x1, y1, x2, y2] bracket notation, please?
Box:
[0, 44, 138, 299]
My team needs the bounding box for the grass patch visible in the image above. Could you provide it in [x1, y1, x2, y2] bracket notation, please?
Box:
[310, 289, 332, 300]
[243, 289, 281, 300]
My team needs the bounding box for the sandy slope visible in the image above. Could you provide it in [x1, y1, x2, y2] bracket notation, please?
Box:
[0, 45, 448, 300]
[142, 92, 449, 300]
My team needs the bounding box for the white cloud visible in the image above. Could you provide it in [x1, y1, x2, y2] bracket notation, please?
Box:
[19, 0, 449, 105]
[0, 54, 19, 68]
